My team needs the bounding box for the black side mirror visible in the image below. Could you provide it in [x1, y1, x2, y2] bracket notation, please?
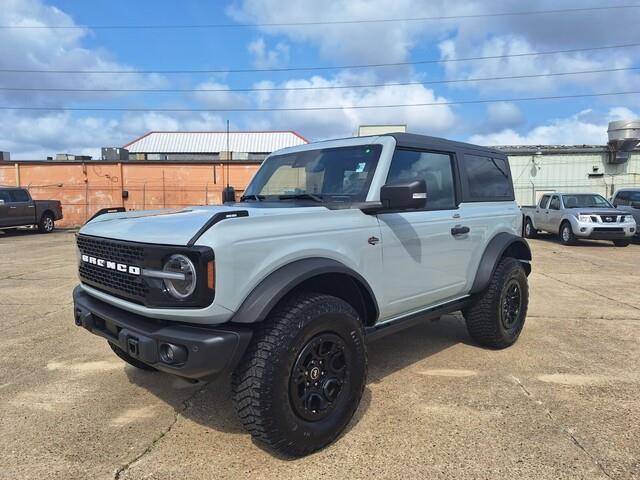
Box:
[380, 180, 427, 211]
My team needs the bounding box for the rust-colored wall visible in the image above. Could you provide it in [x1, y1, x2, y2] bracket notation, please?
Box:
[0, 162, 260, 227]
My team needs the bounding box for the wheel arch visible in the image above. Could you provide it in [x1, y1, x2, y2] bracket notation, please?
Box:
[232, 258, 379, 326]
[470, 232, 532, 295]
[41, 209, 55, 220]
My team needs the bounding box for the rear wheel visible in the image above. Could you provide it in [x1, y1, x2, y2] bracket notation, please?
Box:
[559, 221, 577, 246]
[232, 293, 366, 457]
[613, 240, 630, 247]
[38, 213, 55, 233]
[109, 342, 157, 371]
[524, 218, 537, 239]
[463, 257, 529, 349]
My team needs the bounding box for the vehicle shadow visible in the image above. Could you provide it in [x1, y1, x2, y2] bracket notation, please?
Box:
[123, 313, 469, 457]
[530, 233, 620, 248]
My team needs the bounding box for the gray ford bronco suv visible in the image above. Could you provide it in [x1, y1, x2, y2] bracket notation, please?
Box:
[73, 133, 531, 456]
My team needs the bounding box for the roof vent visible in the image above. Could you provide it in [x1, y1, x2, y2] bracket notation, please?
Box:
[607, 119, 640, 164]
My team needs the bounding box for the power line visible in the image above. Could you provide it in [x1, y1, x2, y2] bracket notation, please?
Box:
[1, 42, 639, 74]
[1, 5, 639, 29]
[1, 91, 638, 112]
[0, 66, 637, 93]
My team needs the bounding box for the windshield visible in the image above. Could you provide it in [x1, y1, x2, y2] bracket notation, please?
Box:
[242, 144, 382, 202]
[562, 194, 612, 209]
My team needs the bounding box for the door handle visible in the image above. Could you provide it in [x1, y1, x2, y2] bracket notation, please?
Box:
[451, 225, 470, 236]
[9, 206, 17, 209]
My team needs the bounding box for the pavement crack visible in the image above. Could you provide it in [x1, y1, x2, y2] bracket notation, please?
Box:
[538, 271, 640, 312]
[510, 375, 614, 479]
[113, 384, 205, 480]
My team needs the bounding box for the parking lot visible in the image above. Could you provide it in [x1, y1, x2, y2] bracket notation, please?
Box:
[1, 230, 639, 479]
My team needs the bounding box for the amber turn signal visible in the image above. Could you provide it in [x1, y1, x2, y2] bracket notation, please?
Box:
[207, 260, 215, 290]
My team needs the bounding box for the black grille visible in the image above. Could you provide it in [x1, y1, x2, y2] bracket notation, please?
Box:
[77, 235, 147, 303]
[77, 235, 144, 265]
[601, 215, 618, 223]
[593, 227, 623, 232]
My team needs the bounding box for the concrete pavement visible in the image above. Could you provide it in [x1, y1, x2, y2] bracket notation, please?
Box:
[1, 230, 638, 479]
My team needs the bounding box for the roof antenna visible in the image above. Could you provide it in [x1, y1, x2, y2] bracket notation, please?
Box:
[222, 119, 235, 203]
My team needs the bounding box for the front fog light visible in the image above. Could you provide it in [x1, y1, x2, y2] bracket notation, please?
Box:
[163, 254, 197, 299]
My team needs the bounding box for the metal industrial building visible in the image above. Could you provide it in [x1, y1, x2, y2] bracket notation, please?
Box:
[121, 130, 308, 161]
[499, 120, 640, 205]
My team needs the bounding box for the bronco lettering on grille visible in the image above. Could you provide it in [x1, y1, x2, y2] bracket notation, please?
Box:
[81, 254, 141, 276]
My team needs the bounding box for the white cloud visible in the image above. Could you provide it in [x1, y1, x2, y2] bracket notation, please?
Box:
[0, 111, 228, 159]
[0, 0, 165, 107]
[227, 0, 452, 65]
[247, 72, 456, 138]
[248, 38, 290, 68]
[469, 107, 638, 146]
[485, 102, 524, 131]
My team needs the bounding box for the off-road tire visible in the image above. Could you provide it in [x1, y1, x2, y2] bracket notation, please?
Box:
[38, 213, 55, 233]
[108, 341, 157, 371]
[463, 257, 529, 349]
[232, 292, 367, 457]
[524, 218, 537, 239]
[613, 240, 630, 247]
[559, 221, 577, 246]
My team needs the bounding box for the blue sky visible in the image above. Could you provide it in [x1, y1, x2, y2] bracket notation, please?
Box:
[1, 0, 639, 158]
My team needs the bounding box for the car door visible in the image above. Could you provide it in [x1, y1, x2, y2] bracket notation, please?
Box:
[8, 189, 34, 225]
[536, 194, 551, 230]
[377, 148, 472, 319]
[547, 195, 563, 233]
[0, 189, 12, 227]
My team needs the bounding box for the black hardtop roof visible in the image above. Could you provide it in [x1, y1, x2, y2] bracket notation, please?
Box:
[385, 132, 504, 157]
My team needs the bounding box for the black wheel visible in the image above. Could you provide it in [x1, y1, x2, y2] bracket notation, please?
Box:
[613, 240, 630, 247]
[559, 221, 577, 245]
[38, 213, 55, 233]
[232, 293, 366, 457]
[463, 257, 529, 349]
[524, 218, 537, 239]
[108, 341, 157, 371]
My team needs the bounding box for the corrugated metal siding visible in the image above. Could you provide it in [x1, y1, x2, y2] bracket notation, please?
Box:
[125, 131, 307, 153]
[508, 150, 640, 205]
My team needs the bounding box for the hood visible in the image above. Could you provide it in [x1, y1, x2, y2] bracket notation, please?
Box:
[574, 209, 623, 216]
[79, 204, 324, 245]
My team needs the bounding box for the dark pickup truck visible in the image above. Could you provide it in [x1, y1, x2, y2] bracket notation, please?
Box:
[0, 187, 63, 233]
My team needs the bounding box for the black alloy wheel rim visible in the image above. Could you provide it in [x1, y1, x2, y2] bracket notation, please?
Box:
[501, 279, 522, 330]
[289, 333, 348, 422]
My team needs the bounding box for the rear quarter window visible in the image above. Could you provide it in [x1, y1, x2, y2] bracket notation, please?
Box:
[461, 154, 514, 202]
[10, 189, 30, 202]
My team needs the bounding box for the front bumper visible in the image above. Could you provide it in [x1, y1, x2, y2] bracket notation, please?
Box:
[573, 222, 635, 239]
[73, 286, 251, 379]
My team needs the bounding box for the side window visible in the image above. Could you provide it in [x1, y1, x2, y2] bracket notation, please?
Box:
[549, 196, 561, 210]
[10, 189, 30, 202]
[463, 154, 513, 200]
[539, 194, 551, 209]
[387, 149, 456, 210]
[0, 190, 11, 202]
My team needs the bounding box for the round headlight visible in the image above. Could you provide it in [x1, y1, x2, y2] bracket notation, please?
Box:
[163, 254, 197, 299]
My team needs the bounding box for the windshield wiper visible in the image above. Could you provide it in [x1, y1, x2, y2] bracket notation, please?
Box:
[278, 193, 324, 202]
[240, 194, 265, 202]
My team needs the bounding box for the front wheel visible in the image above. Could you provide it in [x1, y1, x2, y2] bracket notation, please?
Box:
[232, 293, 367, 457]
[559, 221, 577, 246]
[524, 218, 537, 238]
[463, 257, 529, 349]
[613, 240, 630, 247]
[38, 213, 55, 233]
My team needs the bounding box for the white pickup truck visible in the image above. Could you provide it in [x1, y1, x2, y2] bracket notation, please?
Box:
[521, 192, 636, 246]
[73, 133, 531, 456]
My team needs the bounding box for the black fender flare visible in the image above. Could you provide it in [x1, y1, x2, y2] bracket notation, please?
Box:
[470, 233, 532, 295]
[232, 258, 379, 324]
